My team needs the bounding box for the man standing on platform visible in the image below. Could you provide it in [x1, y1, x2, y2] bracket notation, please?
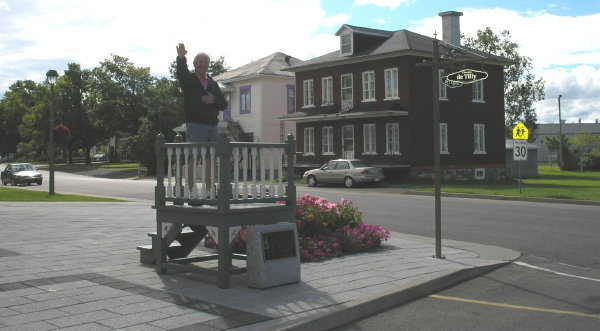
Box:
[176, 43, 228, 191]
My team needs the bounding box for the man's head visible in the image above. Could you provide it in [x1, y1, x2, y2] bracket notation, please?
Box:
[193, 52, 210, 76]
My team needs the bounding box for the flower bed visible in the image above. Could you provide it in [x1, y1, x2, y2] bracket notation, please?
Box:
[205, 194, 390, 262]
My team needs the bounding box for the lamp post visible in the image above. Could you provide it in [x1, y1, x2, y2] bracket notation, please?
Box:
[46, 69, 58, 195]
[558, 95, 563, 170]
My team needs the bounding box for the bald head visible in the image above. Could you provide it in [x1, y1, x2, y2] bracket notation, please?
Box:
[193, 52, 210, 76]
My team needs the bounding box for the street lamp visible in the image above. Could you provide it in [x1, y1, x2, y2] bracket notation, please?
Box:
[46, 69, 58, 195]
[558, 95, 563, 170]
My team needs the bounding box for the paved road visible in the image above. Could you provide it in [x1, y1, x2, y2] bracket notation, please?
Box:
[337, 256, 600, 331]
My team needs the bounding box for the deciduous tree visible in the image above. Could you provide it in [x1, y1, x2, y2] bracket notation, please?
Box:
[463, 28, 545, 138]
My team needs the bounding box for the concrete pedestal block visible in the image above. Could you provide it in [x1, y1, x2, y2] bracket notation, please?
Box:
[246, 222, 300, 289]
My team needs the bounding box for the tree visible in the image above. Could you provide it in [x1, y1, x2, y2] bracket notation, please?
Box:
[130, 76, 184, 174]
[208, 55, 230, 76]
[463, 28, 545, 138]
[87, 55, 154, 162]
[0, 80, 41, 157]
[54, 63, 104, 163]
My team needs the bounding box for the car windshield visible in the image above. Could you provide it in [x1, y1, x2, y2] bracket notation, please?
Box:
[350, 161, 370, 168]
[14, 164, 34, 172]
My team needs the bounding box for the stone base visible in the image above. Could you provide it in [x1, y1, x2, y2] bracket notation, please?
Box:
[246, 222, 300, 289]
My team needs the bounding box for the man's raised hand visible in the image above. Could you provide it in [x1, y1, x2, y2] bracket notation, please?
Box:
[176, 43, 187, 58]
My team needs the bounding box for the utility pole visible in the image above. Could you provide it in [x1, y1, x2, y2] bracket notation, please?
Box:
[431, 39, 442, 259]
[558, 95, 564, 170]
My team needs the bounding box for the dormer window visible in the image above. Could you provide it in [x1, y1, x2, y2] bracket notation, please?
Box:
[340, 33, 353, 56]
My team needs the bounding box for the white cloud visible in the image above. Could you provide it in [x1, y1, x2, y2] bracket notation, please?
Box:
[410, 8, 600, 124]
[322, 13, 350, 27]
[0, 1, 9, 11]
[377, 18, 387, 24]
[353, 0, 414, 10]
[0, 0, 337, 92]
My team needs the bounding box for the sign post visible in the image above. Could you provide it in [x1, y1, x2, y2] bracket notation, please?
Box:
[415, 37, 490, 259]
[512, 122, 529, 193]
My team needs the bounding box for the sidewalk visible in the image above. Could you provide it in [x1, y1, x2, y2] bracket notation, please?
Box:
[0, 202, 519, 330]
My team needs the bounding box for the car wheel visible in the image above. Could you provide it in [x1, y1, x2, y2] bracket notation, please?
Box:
[11, 178, 17, 186]
[307, 175, 318, 187]
[38, 180, 43, 185]
[344, 176, 355, 188]
[1, 178, 6, 185]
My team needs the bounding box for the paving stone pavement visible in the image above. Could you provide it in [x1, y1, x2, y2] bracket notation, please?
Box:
[0, 202, 518, 330]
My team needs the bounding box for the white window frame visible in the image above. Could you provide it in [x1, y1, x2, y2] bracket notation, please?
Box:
[303, 79, 314, 108]
[342, 125, 354, 158]
[363, 124, 377, 155]
[341, 74, 353, 101]
[440, 123, 449, 154]
[384, 68, 399, 100]
[385, 123, 400, 155]
[322, 126, 334, 155]
[474, 168, 485, 180]
[439, 69, 447, 100]
[362, 71, 376, 102]
[340, 33, 353, 56]
[303, 127, 314, 155]
[472, 80, 484, 103]
[322, 76, 333, 106]
[474, 124, 486, 154]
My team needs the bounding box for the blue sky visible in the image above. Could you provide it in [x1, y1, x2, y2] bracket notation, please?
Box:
[1, 0, 599, 124]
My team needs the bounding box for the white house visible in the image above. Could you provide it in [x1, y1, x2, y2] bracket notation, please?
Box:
[214, 52, 301, 142]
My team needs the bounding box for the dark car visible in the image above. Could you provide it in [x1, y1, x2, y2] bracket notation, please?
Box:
[1, 163, 43, 186]
[302, 159, 384, 188]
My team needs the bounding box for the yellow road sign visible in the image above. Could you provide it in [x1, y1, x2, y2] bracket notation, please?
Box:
[512, 122, 529, 140]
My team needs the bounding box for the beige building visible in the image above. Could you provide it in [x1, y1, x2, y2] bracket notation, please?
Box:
[214, 52, 301, 142]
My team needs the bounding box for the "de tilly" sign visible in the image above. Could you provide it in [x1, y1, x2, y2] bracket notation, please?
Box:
[442, 69, 488, 88]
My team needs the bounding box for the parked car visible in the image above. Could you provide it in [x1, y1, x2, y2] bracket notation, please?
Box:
[303, 159, 384, 188]
[1, 163, 43, 186]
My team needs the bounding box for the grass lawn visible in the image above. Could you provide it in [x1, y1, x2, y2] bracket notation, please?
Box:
[386, 165, 600, 201]
[0, 187, 126, 202]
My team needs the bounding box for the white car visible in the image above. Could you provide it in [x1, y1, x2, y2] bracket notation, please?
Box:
[303, 159, 384, 188]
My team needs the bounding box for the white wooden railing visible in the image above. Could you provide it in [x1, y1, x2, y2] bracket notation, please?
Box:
[154, 133, 296, 208]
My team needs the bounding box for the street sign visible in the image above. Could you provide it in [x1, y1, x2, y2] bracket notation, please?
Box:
[512, 122, 529, 140]
[442, 69, 488, 88]
[513, 140, 528, 161]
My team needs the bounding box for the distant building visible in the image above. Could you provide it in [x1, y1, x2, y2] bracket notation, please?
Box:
[534, 119, 600, 163]
[214, 52, 301, 142]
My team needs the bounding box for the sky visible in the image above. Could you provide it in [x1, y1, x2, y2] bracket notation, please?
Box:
[1, 0, 599, 124]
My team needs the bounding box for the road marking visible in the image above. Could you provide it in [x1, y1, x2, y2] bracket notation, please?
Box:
[513, 261, 600, 283]
[430, 295, 600, 319]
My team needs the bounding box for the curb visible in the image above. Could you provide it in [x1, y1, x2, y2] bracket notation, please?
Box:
[404, 190, 600, 206]
[276, 262, 509, 331]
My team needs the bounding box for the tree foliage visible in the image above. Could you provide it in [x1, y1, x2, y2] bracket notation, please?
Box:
[0, 53, 229, 172]
[463, 28, 545, 138]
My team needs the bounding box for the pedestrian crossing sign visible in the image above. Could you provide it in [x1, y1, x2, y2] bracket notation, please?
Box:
[512, 122, 529, 140]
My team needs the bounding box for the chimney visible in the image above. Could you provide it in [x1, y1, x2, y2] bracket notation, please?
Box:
[438, 11, 463, 46]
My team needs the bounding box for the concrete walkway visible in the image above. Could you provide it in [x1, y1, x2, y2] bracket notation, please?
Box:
[0, 202, 519, 330]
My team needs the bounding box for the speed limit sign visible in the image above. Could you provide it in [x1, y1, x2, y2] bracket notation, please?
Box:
[513, 140, 528, 161]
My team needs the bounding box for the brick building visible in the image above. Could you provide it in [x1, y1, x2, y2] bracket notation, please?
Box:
[282, 11, 512, 179]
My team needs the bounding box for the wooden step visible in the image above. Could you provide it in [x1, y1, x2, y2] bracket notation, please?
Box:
[137, 241, 183, 265]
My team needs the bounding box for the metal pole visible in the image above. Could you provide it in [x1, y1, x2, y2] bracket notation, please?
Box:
[432, 39, 442, 259]
[518, 160, 522, 193]
[49, 84, 56, 195]
[558, 95, 563, 170]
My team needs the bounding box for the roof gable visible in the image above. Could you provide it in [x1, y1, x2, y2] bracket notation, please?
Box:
[214, 52, 301, 82]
